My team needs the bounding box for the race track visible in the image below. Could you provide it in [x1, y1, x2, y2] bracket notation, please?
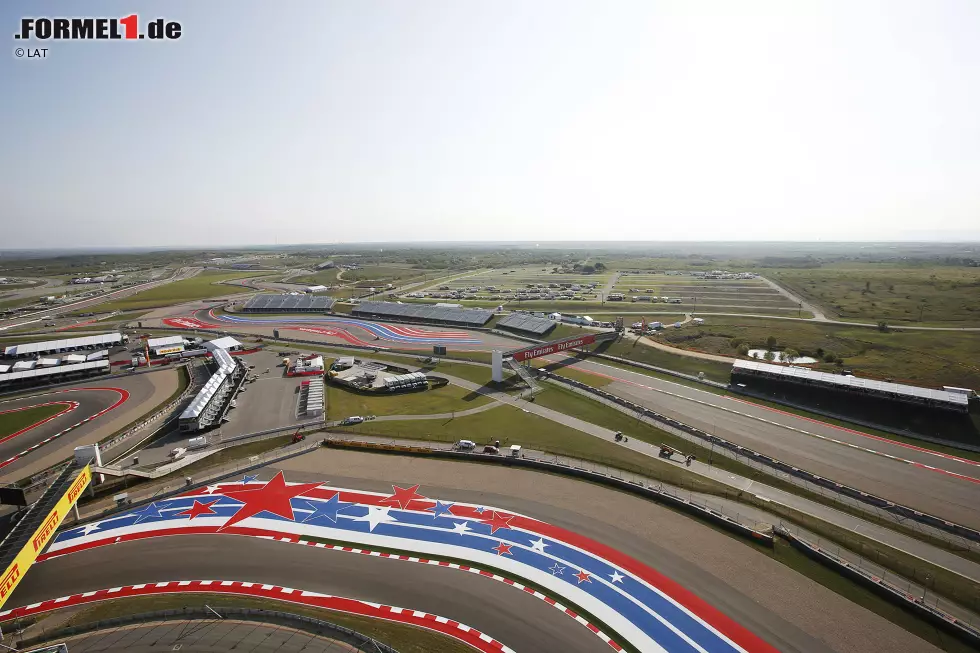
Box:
[8, 450, 940, 653]
[547, 354, 980, 530]
[0, 370, 180, 482]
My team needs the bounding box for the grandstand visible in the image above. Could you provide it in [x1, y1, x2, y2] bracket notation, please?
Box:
[242, 294, 336, 313]
[178, 345, 243, 432]
[0, 360, 110, 389]
[351, 301, 493, 327]
[497, 312, 557, 336]
[3, 333, 127, 358]
[731, 359, 969, 413]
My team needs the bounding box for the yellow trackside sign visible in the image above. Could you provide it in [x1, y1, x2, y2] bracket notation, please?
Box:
[0, 465, 91, 611]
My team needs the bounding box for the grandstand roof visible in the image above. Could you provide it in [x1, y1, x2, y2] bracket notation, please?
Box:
[352, 301, 493, 327]
[497, 313, 557, 336]
[0, 360, 109, 385]
[147, 335, 185, 349]
[3, 333, 123, 357]
[242, 294, 336, 312]
[180, 370, 229, 419]
[207, 336, 243, 351]
[732, 359, 969, 410]
[211, 346, 237, 374]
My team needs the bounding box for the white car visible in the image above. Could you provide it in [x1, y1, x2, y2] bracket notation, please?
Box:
[341, 416, 365, 425]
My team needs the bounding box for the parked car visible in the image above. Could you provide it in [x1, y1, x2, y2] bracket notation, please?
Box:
[341, 416, 365, 425]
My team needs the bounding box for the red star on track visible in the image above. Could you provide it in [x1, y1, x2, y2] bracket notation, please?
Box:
[380, 484, 428, 511]
[480, 511, 514, 534]
[218, 471, 323, 531]
[175, 499, 219, 520]
[492, 541, 513, 556]
[574, 569, 592, 584]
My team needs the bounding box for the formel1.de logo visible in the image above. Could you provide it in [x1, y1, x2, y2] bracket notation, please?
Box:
[15, 15, 182, 41]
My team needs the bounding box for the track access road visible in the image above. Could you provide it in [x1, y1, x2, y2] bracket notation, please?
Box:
[546, 353, 980, 531]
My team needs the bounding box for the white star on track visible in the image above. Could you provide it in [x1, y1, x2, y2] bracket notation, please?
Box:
[450, 521, 472, 536]
[353, 506, 398, 532]
[610, 571, 625, 584]
[529, 538, 548, 553]
[78, 523, 101, 535]
[203, 485, 220, 494]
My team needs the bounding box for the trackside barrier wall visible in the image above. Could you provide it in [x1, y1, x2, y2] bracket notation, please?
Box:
[776, 526, 980, 647]
[77, 440, 321, 525]
[545, 372, 980, 545]
[98, 365, 200, 454]
[6, 607, 401, 653]
[321, 438, 774, 546]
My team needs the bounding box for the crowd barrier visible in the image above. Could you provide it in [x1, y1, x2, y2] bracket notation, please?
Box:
[545, 372, 980, 545]
[322, 437, 774, 546]
[776, 526, 980, 647]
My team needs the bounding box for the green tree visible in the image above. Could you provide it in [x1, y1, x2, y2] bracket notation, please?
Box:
[729, 337, 743, 349]
[865, 280, 871, 291]
[782, 348, 799, 363]
[765, 335, 777, 349]
[736, 343, 750, 356]
[763, 350, 775, 361]
[593, 262, 606, 271]
[823, 351, 837, 363]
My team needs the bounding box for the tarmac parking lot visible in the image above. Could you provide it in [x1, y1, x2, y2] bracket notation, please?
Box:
[129, 349, 317, 466]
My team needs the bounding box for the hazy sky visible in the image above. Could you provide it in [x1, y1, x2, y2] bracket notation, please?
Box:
[2, 1, 979, 247]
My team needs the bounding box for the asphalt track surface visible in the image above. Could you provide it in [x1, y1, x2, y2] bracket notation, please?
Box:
[19, 536, 608, 653]
[548, 353, 980, 530]
[15, 453, 940, 653]
[0, 370, 179, 482]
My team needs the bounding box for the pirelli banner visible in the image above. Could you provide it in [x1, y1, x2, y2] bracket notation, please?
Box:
[0, 465, 91, 610]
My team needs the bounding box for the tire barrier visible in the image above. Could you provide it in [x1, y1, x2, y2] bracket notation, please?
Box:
[776, 526, 980, 647]
[322, 437, 775, 546]
[546, 373, 980, 545]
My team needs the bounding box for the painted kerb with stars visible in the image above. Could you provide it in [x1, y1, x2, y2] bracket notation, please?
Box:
[41, 472, 778, 653]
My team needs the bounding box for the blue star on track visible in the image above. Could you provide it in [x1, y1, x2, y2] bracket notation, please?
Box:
[131, 502, 163, 525]
[426, 500, 454, 518]
[241, 474, 259, 484]
[300, 494, 355, 524]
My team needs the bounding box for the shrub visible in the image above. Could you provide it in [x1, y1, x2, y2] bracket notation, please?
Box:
[736, 343, 749, 356]
[823, 351, 837, 363]
[729, 337, 743, 349]
[765, 335, 777, 348]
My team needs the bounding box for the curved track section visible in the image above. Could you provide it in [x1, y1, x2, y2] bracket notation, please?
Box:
[0, 387, 129, 471]
[0, 580, 517, 653]
[30, 473, 776, 653]
[0, 401, 78, 445]
[193, 308, 484, 346]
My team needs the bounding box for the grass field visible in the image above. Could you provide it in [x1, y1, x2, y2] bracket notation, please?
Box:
[341, 265, 432, 286]
[51, 593, 472, 653]
[326, 382, 493, 419]
[0, 404, 66, 439]
[96, 271, 267, 311]
[768, 265, 980, 325]
[291, 267, 343, 286]
[657, 315, 980, 389]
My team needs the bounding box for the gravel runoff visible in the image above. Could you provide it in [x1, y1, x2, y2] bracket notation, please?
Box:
[278, 449, 942, 653]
